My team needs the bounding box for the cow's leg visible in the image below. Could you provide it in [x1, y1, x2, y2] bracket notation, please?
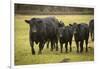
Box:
[30, 41, 35, 55]
[47, 40, 49, 49]
[80, 40, 84, 53]
[41, 42, 45, 50]
[51, 41, 53, 51]
[76, 41, 79, 53]
[85, 39, 88, 52]
[53, 41, 55, 49]
[53, 42, 55, 49]
[38, 43, 42, 54]
[65, 41, 68, 53]
[38, 42, 44, 54]
[55, 40, 58, 51]
[92, 32, 94, 41]
[69, 40, 72, 52]
[60, 43, 63, 53]
[91, 32, 93, 41]
[86, 31, 89, 52]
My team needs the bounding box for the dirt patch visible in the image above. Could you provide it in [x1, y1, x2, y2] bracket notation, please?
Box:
[60, 58, 70, 63]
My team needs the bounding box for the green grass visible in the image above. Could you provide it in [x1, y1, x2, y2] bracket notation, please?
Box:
[15, 15, 94, 65]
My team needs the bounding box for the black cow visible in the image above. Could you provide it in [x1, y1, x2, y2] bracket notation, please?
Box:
[59, 24, 73, 53]
[25, 17, 59, 55]
[73, 23, 89, 53]
[46, 21, 65, 51]
[45, 17, 59, 51]
[89, 19, 94, 41]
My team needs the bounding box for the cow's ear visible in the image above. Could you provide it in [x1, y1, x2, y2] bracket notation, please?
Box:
[25, 20, 30, 24]
[69, 24, 72, 26]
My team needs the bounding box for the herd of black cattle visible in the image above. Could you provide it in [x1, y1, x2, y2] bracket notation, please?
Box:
[25, 17, 94, 55]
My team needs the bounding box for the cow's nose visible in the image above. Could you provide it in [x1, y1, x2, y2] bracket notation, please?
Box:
[74, 31, 77, 34]
[60, 34, 62, 37]
[32, 29, 37, 33]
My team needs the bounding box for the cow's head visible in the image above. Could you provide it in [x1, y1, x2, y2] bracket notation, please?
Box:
[72, 22, 79, 34]
[57, 21, 65, 38]
[25, 18, 42, 33]
[58, 27, 65, 38]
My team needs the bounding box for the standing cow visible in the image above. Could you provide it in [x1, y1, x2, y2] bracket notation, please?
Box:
[46, 21, 65, 51]
[59, 24, 73, 53]
[25, 17, 59, 55]
[89, 19, 94, 41]
[73, 23, 89, 53]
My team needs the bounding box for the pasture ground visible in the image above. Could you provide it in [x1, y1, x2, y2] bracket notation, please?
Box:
[15, 15, 94, 65]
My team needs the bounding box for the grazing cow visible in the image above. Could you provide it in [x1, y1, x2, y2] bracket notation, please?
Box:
[59, 24, 73, 53]
[25, 17, 59, 55]
[89, 19, 94, 41]
[73, 23, 89, 53]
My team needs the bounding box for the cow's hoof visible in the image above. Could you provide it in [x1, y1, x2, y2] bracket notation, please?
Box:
[51, 49, 53, 51]
[80, 51, 83, 53]
[65, 51, 68, 53]
[86, 50, 88, 53]
[77, 51, 79, 53]
[92, 39, 94, 41]
[32, 51, 35, 55]
[56, 49, 58, 51]
[56, 47, 58, 51]
[38, 52, 42, 55]
[32, 52, 35, 55]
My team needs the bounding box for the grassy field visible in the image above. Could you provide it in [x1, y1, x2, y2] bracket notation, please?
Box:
[15, 15, 94, 65]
